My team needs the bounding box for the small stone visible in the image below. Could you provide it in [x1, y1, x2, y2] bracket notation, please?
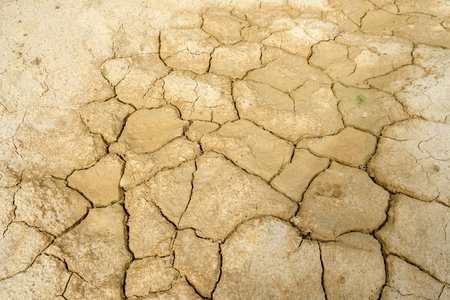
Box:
[0, 254, 70, 300]
[110, 107, 188, 155]
[50, 204, 132, 299]
[292, 162, 389, 240]
[186, 121, 220, 142]
[368, 119, 450, 205]
[174, 229, 221, 298]
[0, 222, 52, 280]
[210, 42, 262, 79]
[384, 255, 444, 299]
[163, 71, 237, 124]
[376, 194, 450, 283]
[246, 48, 332, 93]
[0, 187, 16, 235]
[236, 80, 343, 141]
[100, 58, 130, 86]
[202, 9, 248, 44]
[68, 154, 124, 207]
[271, 149, 329, 201]
[115, 55, 169, 108]
[14, 107, 106, 178]
[125, 187, 176, 257]
[201, 119, 293, 181]
[214, 217, 325, 299]
[179, 152, 297, 240]
[320, 232, 385, 299]
[15, 177, 90, 236]
[298, 127, 377, 167]
[125, 256, 179, 297]
[333, 83, 409, 135]
[120, 138, 200, 189]
[160, 28, 215, 74]
[78, 98, 135, 143]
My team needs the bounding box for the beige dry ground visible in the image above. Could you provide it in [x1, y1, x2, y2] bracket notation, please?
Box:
[0, 0, 449, 299]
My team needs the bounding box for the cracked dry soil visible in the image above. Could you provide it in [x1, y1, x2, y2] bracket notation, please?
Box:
[0, 0, 449, 299]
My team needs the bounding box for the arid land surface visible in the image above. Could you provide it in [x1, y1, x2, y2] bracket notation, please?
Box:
[0, 0, 449, 299]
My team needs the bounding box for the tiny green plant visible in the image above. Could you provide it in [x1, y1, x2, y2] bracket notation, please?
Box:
[356, 94, 366, 105]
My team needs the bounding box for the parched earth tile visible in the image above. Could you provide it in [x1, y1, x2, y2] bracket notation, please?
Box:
[109, 107, 188, 155]
[100, 57, 130, 86]
[395, 46, 450, 123]
[115, 55, 170, 109]
[262, 18, 339, 57]
[292, 162, 389, 240]
[0, 140, 26, 187]
[234, 80, 343, 142]
[396, 74, 450, 123]
[163, 71, 238, 124]
[185, 121, 220, 142]
[0, 107, 25, 142]
[78, 98, 135, 143]
[178, 152, 297, 240]
[376, 194, 450, 283]
[312, 34, 413, 87]
[173, 229, 221, 298]
[214, 217, 325, 300]
[125, 186, 176, 258]
[383, 255, 444, 300]
[160, 28, 215, 74]
[367, 65, 426, 94]
[120, 137, 200, 190]
[298, 127, 377, 167]
[246, 47, 332, 93]
[201, 119, 293, 181]
[333, 83, 409, 135]
[271, 149, 329, 201]
[125, 256, 179, 297]
[128, 278, 202, 300]
[48, 204, 132, 300]
[328, 0, 376, 26]
[320, 232, 385, 299]
[368, 119, 450, 205]
[210, 42, 262, 79]
[202, 9, 248, 44]
[15, 177, 90, 236]
[13, 107, 107, 178]
[112, 24, 159, 58]
[0, 187, 16, 235]
[394, 17, 450, 49]
[360, 9, 409, 36]
[245, 9, 295, 33]
[68, 154, 124, 207]
[0, 254, 70, 300]
[0, 222, 52, 280]
[146, 161, 195, 225]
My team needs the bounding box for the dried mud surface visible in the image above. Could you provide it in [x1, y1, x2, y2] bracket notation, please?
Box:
[0, 0, 449, 299]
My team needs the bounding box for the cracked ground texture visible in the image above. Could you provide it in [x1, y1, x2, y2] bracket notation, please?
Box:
[0, 0, 449, 299]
